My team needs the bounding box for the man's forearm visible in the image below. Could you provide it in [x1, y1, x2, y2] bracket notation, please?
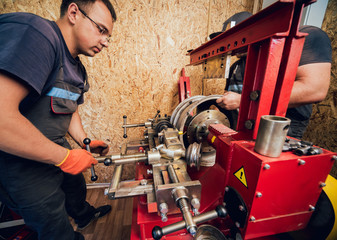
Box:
[68, 110, 87, 147]
[0, 112, 68, 165]
[0, 73, 67, 165]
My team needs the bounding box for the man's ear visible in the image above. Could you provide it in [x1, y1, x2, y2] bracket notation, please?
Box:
[67, 3, 79, 24]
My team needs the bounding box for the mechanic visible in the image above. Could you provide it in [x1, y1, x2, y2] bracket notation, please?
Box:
[0, 0, 116, 239]
[215, 12, 332, 139]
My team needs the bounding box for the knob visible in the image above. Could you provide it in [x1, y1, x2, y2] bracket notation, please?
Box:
[152, 226, 163, 240]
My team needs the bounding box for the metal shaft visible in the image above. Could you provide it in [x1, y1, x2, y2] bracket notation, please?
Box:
[96, 153, 148, 165]
[167, 165, 179, 183]
[167, 165, 197, 236]
[178, 198, 197, 235]
[161, 207, 219, 236]
[110, 165, 123, 191]
[122, 123, 146, 128]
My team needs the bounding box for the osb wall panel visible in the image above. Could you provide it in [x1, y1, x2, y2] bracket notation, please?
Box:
[303, 0, 337, 178]
[0, 0, 253, 182]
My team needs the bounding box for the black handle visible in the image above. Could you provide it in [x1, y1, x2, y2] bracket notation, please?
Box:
[83, 138, 98, 181]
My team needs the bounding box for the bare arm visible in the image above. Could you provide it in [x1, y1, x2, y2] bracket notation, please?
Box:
[68, 109, 109, 155]
[288, 62, 331, 108]
[217, 62, 331, 110]
[0, 73, 68, 165]
[68, 109, 87, 147]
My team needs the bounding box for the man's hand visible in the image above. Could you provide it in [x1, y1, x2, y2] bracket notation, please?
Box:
[83, 140, 109, 156]
[216, 91, 241, 110]
[56, 149, 98, 175]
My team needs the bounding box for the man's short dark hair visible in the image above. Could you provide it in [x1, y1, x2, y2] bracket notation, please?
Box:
[60, 0, 117, 22]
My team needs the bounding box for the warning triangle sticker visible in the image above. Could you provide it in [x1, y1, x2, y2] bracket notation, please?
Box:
[234, 166, 248, 188]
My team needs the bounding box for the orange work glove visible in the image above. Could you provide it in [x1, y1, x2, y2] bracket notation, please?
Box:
[56, 149, 98, 175]
[83, 140, 109, 156]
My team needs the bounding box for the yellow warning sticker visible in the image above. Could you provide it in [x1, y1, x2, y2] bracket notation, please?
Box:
[234, 166, 248, 188]
[211, 136, 216, 143]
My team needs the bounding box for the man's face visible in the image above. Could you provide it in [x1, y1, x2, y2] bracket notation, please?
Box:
[75, 1, 114, 57]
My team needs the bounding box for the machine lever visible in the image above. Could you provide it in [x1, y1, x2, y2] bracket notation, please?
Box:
[83, 138, 98, 181]
[152, 205, 228, 240]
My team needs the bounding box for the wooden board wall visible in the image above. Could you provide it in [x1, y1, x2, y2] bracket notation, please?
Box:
[0, 0, 254, 182]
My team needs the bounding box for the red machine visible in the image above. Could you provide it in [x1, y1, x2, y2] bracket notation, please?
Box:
[99, 0, 336, 239]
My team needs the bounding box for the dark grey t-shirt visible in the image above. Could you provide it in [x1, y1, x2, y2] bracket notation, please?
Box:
[0, 12, 87, 112]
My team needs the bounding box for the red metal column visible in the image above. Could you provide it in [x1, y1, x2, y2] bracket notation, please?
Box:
[188, 0, 315, 140]
[236, 38, 286, 139]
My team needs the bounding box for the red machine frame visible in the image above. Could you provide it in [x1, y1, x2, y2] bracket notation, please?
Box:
[130, 0, 335, 239]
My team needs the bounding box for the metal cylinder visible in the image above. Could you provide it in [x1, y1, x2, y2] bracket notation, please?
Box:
[160, 207, 219, 236]
[254, 115, 291, 157]
[110, 165, 123, 190]
[168, 165, 179, 183]
[178, 198, 197, 235]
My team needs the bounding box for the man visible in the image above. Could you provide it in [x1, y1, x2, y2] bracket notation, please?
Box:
[215, 12, 332, 139]
[0, 0, 117, 239]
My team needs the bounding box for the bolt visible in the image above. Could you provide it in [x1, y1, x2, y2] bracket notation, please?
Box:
[160, 212, 168, 222]
[235, 222, 240, 228]
[332, 155, 337, 161]
[309, 205, 315, 211]
[320, 182, 326, 187]
[250, 216, 256, 222]
[298, 159, 306, 165]
[244, 120, 254, 130]
[225, 187, 229, 192]
[104, 188, 109, 196]
[189, 226, 197, 237]
[159, 203, 169, 214]
[191, 198, 200, 210]
[249, 91, 260, 101]
[238, 205, 245, 211]
[256, 192, 262, 198]
[192, 208, 200, 216]
[263, 164, 270, 170]
[140, 179, 147, 186]
[147, 169, 153, 175]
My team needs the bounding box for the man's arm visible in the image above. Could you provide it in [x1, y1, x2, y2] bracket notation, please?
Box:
[0, 73, 67, 165]
[216, 62, 331, 110]
[68, 109, 87, 147]
[288, 62, 331, 108]
[68, 109, 109, 155]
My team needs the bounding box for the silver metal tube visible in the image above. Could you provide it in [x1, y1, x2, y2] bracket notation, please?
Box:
[254, 115, 291, 157]
[110, 165, 123, 191]
[161, 208, 218, 235]
[108, 157, 148, 165]
[96, 153, 147, 163]
[179, 198, 197, 235]
[167, 165, 179, 183]
[122, 123, 146, 128]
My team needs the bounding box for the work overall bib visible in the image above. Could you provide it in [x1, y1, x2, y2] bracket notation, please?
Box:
[0, 60, 95, 240]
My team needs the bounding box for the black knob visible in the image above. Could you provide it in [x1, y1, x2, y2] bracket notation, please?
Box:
[83, 138, 98, 182]
[104, 158, 112, 166]
[216, 205, 228, 218]
[152, 226, 163, 240]
[83, 138, 91, 145]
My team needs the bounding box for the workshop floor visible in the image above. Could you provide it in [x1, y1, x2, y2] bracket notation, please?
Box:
[1, 188, 133, 240]
[71, 187, 133, 240]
